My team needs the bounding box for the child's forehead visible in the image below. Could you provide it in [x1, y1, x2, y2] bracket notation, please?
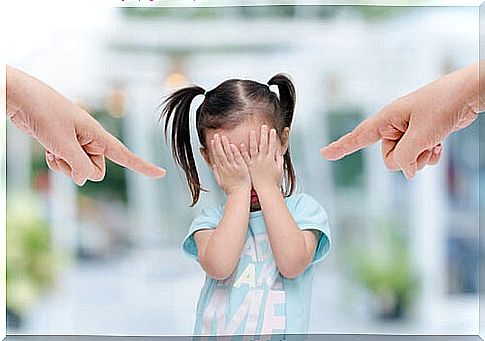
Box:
[204, 117, 273, 146]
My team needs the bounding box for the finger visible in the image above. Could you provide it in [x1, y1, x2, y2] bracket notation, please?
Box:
[221, 136, 235, 164]
[416, 149, 433, 171]
[88, 154, 106, 182]
[249, 130, 258, 158]
[276, 148, 284, 171]
[393, 122, 432, 180]
[268, 128, 277, 160]
[212, 163, 221, 185]
[320, 116, 381, 160]
[80, 140, 106, 181]
[100, 132, 166, 178]
[259, 125, 269, 155]
[45, 151, 61, 173]
[399, 161, 417, 180]
[210, 139, 222, 168]
[55, 157, 74, 178]
[381, 139, 400, 171]
[428, 144, 442, 166]
[240, 143, 251, 164]
[82, 141, 105, 156]
[230, 144, 245, 166]
[214, 134, 230, 166]
[59, 141, 96, 186]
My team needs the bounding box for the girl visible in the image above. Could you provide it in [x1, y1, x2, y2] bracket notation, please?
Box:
[161, 74, 331, 337]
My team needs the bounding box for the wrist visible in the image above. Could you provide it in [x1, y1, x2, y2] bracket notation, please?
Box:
[6, 66, 24, 120]
[226, 185, 251, 197]
[462, 63, 480, 113]
[254, 182, 281, 197]
[7, 67, 43, 125]
[451, 63, 480, 114]
[452, 64, 481, 125]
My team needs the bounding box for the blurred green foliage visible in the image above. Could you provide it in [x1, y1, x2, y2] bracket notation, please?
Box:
[7, 195, 55, 315]
[353, 219, 418, 318]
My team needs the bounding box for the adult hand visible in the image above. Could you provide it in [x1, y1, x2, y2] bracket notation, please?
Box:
[6, 66, 166, 186]
[321, 63, 481, 179]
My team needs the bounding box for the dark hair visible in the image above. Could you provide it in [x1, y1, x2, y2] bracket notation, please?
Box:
[161, 73, 297, 206]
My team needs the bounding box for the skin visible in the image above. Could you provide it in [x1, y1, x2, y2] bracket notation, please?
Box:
[195, 117, 318, 280]
[320, 63, 481, 179]
[6, 66, 166, 186]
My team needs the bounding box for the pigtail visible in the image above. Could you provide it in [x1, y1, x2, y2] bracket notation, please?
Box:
[161, 85, 206, 206]
[268, 73, 297, 196]
[268, 73, 296, 128]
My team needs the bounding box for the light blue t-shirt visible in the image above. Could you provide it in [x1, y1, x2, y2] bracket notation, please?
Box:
[182, 193, 331, 337]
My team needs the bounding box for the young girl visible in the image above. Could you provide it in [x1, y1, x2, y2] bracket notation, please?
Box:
[161, 74, 331, 337]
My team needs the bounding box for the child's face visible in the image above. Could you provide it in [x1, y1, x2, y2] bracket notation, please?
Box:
[200, 116, 288, 211]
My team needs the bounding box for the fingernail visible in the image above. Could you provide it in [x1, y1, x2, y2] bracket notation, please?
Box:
[434, 145, 442, 154]
[47, 154, 54, 161]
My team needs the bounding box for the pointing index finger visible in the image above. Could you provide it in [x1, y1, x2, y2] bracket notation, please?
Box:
[102, 132, 166, 178]
[320, 116, 381, 160]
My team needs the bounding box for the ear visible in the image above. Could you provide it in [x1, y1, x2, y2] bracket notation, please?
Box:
[200, 147, 212, 166]
[280, 127, 290, 154]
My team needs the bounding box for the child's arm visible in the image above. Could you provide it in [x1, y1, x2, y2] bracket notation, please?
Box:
[241, 126, 318, 278]
[194, 134, 251, 280]
[256, 186, 318, 278]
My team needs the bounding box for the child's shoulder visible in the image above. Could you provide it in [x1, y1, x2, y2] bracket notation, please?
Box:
[193, 204, 224, 220]
[188, 204, 225, 231]
[286, 192, 322, 208]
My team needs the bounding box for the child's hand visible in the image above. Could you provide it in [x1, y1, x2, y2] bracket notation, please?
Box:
[210, 133, 251, 196]
[241, 125, 283, 192]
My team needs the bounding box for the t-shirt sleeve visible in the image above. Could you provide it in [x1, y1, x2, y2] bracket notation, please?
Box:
[181, 206, 222, 262]
[291, 193, 331, 265]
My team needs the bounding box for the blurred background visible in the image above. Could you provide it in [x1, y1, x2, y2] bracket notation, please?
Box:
[5, 3, 480, 335]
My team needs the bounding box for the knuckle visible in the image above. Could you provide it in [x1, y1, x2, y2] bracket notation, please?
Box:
[90, 175, 104, 182]
[348, 131, 361, 146]
[91, 169, 106, 182]
[383, 155, 398, 171]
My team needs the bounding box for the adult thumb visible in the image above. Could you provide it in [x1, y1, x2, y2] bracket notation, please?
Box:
[392, 123, 431, 180]
[61, 141, 95, 186]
